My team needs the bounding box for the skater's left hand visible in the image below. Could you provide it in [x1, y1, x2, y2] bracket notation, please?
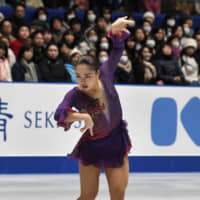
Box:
[111, 16, 134, 35]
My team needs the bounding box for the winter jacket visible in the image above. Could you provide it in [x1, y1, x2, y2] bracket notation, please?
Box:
[133, 60, 157, 84]
[180, 55, 199, 83]
[12, 59, 41, 82]
[10, 39, 30, 58]
[155, 54, 185, 84]
[39, 57, 71, 82]
[0, 58, 12, 81]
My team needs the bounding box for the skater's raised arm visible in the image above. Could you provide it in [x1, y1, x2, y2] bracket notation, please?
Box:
[100, 16, 134, 81]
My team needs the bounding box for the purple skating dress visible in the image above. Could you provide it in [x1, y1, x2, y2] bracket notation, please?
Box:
[54, 31, 132, 168]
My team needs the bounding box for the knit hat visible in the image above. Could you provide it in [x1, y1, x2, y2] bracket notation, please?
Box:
[69, 48, 82, 58]
[182, 38, 197, 50]
[143, 11, 155, 20]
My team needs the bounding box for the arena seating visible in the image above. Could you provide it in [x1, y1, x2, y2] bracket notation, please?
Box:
[1, 6, 200, 30]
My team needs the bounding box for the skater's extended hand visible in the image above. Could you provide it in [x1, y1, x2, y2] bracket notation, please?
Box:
[111, 16, 134, 35]
[80, 113, 94, 136]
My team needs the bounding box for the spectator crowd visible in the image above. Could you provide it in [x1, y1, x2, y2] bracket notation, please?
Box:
[0, 1, 200, 85]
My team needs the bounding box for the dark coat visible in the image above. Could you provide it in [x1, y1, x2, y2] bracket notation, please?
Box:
[114, 67, 133, 84]
[12, 61, 41, 81]
[38, 57, 71, 82]
[32, 46, 45, 65]
[155, 54, 185, 84]
[132, 61, 157, 84]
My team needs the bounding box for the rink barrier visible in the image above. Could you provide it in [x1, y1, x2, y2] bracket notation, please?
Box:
[0, 156, 200, 174]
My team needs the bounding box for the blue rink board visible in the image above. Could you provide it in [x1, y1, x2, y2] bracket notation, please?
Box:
[0, 156, 200, 174]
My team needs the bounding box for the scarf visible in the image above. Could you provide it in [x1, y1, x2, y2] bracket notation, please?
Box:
[21, 59, 38, 82]
[117, 60, 132, 73]
[143, 61, 157, 82]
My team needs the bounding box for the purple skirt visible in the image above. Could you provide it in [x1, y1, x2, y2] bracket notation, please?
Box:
[68, 120, 132, 168]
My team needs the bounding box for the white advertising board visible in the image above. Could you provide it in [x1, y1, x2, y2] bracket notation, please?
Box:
[0, 83, 200, 156]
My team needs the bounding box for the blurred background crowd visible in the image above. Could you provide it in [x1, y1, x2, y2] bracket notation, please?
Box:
[0, 0, 200, 85]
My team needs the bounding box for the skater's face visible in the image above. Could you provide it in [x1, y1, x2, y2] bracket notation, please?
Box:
[75, 64, 100, 92]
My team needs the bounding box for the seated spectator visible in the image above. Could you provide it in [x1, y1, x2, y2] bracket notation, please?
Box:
[87, 48, 96, 59]
[50, 16, 67, 44]
[96, 35, 111, 52]
[63, 8, 78, 31]
[125, 36, 136, 61]
[167, 34, 181, 57]
[0, 41, 12, 81]
[134, 27, 146, 51]
[62, 30, 77, 51]
[142, 19, 153, 37]
[182, 23, 191, 38]
[12, 45, 41, 82]
[132, 46, 157, 84]
[154, 27, 165, 42]
[10, 24, 30, 58]
[79, 28, 98, 54]
[64, 49, 82, 83]
[43, 29, 54, 47]
[180, 38, 200, 85]
[0, 36, 16, 68]
[153, 27, 165, 51]
[82, 9, 97, 30]
[30, 7, 49, 31]
[69, 17, 83, 43]
[184, 16, 193, 29]
[98, 50, 109, 64]
[59, 42, 71, 63]
[95, 16, 108, 37]
[155, 43, 187, 85]
[181, 16, 194, 37]
[39, 43, 71, 82]
[172, 25, 184, 47]
[146, 34, 156, 51]
[114, 50, 133, 84]
[31, 30, 45, 64]
[163, 14, 177, 38]
[143, 11, 155, 26]
[9, 3, 26, 35]
[0, 19, 16, 42]
[101, 7, 112, 32]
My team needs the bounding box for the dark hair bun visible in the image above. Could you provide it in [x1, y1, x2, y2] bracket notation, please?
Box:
[77, 55, 99, 71]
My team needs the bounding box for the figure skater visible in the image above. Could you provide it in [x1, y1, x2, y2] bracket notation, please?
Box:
[54, 16, 133, 200]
